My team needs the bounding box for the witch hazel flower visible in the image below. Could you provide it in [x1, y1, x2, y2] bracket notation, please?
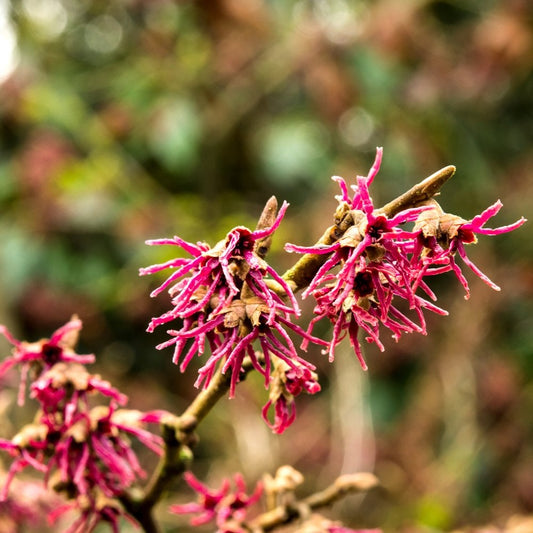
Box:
[262, 359, 321, 434]
[0, 316, 94, 405]
[51, 405, 164, 498]
[30, 362, 127, 418]
[306, 257, 446, 369]
[141, 201, 326, 397]
[286, 148, 446, 367]
[0, 477, 62, 532]
[140, 201, 296, 330]
[413, 200, 526, 298]
[0, 377, 165, 530]
[0, 364, 165, 496]
[48, 491, 138, 533]
[0, 319, 168, 531]
[170, 471, 262, 533]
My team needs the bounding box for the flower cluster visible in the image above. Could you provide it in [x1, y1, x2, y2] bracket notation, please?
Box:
[142, 150, 525, 429]
[170, 471, 262, 533]
[141, 201, 325, 428]
[286, 148, 526, 368]
[0, 318, 167, 532]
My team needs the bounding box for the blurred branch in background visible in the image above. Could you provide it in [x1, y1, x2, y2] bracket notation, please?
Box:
[0, 0, 531, 531]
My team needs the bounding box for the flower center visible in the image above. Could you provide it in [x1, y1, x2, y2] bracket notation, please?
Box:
[41, 343, 63, 365]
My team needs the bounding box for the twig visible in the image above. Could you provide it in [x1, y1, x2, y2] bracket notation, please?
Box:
[248, 473, 379, 531]
[377, 165, 456, 217]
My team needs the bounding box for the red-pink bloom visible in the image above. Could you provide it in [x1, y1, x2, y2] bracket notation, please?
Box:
[170, 471, 262, 532]
[262, 364, 320, 434]
[286, 148, 445, 367]
[48, 495, 137, 533]
[142, 202, 326, 396]
[0, 478, 61, 531]
[140, 202, 296, 329]
[31, 362, 127, 415]
[306, 257, 446, 368]
[0, 320, 168, 532]
[286, 148, 525, 368]
[0, 317, 94, 405]
[0, 403, 164, 502]
[262, 394, 296, 435]
[412, 201, 526, 298]
[0, 402, 165, 530]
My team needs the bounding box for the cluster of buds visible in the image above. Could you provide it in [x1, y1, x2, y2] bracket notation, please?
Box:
[0, 317, 167, 532]
[286, 148, 526, 368]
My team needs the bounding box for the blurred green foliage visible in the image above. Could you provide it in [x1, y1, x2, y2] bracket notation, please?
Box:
[0, 0, 531, 531]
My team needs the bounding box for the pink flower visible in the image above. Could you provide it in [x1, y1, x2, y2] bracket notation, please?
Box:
[141, 202, 296, 329]
[413, 201, 526, 298]
[262, 364, 320, 434]
[286, 149, 445, 367]
[0, 400, 165, 530]
[170, 471, 262, 532]
[0, 321, 168, 532]
[286, 148, 525, 368]
[0, 317, 94, 405]
[31, 362, 127, 414]
[48, 494, 138, 533]
[0, 478, 61, 531]
[262, 394, 296, 435]
[142, 202, 326, 396]
[0, 389, 164, 502]
[310, 256, 447, 368]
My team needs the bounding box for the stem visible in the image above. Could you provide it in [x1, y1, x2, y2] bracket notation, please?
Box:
[119, 373, 230, 531]
[122, 362, 256, 530]
[180, 355, 256, 426]
[120, 495, 161, 533]
[138, 416, 191, 509]
[283, 202, 352, 293]
[302, 472, 379, 508]
[181, 364, 233, 423]
[282, 224, 340, 294]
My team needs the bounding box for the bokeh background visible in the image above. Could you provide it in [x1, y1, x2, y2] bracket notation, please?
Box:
[0, 0, 531, 531]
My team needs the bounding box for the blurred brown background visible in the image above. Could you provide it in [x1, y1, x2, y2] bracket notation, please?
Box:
[0, 0, 531, 531]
